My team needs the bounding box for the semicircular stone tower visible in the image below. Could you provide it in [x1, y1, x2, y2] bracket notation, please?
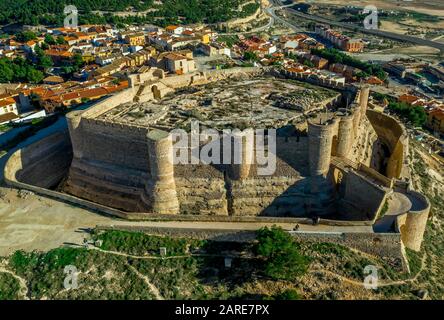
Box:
[141, 129, 179, 214]
[336, 111, 355, 158]
[308, 116, 338, 177]
[306, 116, 338, 216]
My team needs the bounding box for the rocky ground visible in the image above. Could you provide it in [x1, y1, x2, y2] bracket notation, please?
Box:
[103, 76, 339, 131]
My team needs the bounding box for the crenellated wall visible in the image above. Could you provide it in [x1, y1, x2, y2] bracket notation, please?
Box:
[64, 116, 315, 216]
[61, 74, 413, 221]
[64, 75, 374, 216]
[7, 69, 416, 222]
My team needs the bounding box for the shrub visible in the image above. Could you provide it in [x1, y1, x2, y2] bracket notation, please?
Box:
[92, 230, 203, 256]
[274, 289, 301, 300]
[0, 273, 21, 299]
[255, 226, 309, 280]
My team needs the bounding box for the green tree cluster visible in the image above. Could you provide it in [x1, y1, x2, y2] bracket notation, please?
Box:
[44, 34, 56, 45]
[312, 48, 387, 81]
[255, 226, 309, 281]
[388, 101, 427, 127]
[243, 51, 259, 62]
[15, 31, 37, 42]
[34, 45, 53, 70]
[0, 57, 44, 83]
[0, 0, 253, 26]
[372, 93, 427, 127]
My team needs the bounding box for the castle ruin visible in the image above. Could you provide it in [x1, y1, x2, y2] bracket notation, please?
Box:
[3, 67, 430, 255]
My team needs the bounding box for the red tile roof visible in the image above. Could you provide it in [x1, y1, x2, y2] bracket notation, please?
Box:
[0, 97, 16, 107]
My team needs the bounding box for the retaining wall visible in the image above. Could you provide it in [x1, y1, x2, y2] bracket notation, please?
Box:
[366, 110, 409, 179]
[4, 131, 72, 189]
[342, 169, 390, 221]
[96, 225, 407, 270]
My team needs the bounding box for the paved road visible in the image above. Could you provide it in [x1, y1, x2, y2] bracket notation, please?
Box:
[219, 3, 295, 36]
[264, 3, 303, 33]
[283, 6, 444, 52]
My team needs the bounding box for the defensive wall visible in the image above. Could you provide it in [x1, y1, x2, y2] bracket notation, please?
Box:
[393, 181, 431, 252]
[64, 67, 355, 217]
[2, 134, 426, 263]
[278, 69, 356, 92]
[2, 67, 430, 255]
[366, 109, 409, 179]
[1, 132, 372, 225]
[4, 131, 72, 189]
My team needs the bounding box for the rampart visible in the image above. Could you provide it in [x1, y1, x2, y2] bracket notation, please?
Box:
[4, 131, 72, 189]
[394, 181, 431, 251]
[277, 69, 355, 92]
[2, 67, 429, 260]
[26, 71, 411, 220]
[366, 109, 409, 179]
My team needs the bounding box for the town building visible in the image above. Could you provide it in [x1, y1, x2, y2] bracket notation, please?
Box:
[123, 32, 146, 46]
[315, 25, 364, 53]
[427, 109, 444, 135]
[164, 52, 197, 74]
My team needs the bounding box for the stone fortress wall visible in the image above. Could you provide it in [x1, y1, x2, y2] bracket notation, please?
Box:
[63, 67, 431, 252]
[63, 68, 369, 219]
[3, 67, 430, 255]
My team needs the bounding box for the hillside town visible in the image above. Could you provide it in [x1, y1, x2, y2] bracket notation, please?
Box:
[1, 20, 443, 139]
[0, 0, 444, 304]
[1, 20, 443, 143]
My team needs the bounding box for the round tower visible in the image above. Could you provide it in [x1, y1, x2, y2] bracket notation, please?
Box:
[400, 191, 430, 251]
[308, 116, 338, 177]
[66, 110, 85, 159]
[142, 129, 179, 214]
[231, 129, 254, 180]
[306, 116, 338, 217]
[359, 86, 370, 118]
[336, 112, 355, 158]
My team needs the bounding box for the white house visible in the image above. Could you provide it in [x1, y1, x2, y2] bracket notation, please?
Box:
[0, 97, 18, 116]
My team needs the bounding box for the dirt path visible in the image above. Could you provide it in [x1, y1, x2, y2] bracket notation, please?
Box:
[127, 264, 164, 300]
[93, 243, 428, 290]
[87, 246, 190, 260]
[311, 253, 427, 288]
[1, 185, 373, 257]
